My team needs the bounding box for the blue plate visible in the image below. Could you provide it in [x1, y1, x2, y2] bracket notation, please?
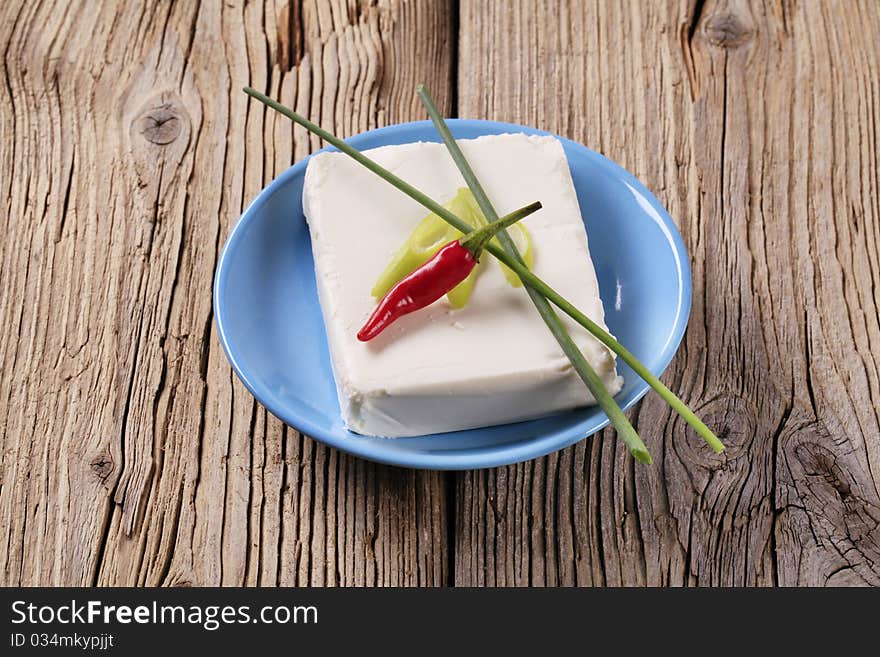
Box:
[214, 119, 691, 470]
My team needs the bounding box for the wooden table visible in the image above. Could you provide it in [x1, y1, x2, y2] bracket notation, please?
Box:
[2, 0, 879, 587]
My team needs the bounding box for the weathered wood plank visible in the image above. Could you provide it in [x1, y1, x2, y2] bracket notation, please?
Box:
[0, 0, 454, 586]
[455, 0, 880, 586]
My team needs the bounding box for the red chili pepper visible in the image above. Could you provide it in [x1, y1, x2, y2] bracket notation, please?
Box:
[358, 200, 541, 341]
[357, 241, 477, 341]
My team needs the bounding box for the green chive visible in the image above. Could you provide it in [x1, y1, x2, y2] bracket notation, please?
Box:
[415, 86, 650, 463]
[415, 86, 723, 455]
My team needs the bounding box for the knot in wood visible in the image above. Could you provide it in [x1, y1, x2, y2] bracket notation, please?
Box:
[794, 440, 852, 501]
[703, 11, 754, 48]
[136, 102, 184, 145]
[678, 394, 757, 468]
[91, 456, 115, 481]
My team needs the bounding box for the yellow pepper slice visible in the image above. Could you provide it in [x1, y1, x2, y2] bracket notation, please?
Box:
[371, 188, 533, 307]
[370, 211, 458, 299]
[455, 187, 533, 287]
[492, 223, 533, 287]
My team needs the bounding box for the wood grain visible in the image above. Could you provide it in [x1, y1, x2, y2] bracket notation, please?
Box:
[2, 0, 879, 587]
[455, 0, 880, 586]
[0, 0, 453, 586]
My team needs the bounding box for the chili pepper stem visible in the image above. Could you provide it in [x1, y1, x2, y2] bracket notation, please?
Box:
[460, 202, 541, 257]
[242, 86, 723, 456]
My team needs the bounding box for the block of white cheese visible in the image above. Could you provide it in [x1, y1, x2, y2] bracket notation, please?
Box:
[302, 133, 622, 437]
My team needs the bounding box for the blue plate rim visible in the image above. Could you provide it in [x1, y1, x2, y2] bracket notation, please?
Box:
[213, 118, 691, 470]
